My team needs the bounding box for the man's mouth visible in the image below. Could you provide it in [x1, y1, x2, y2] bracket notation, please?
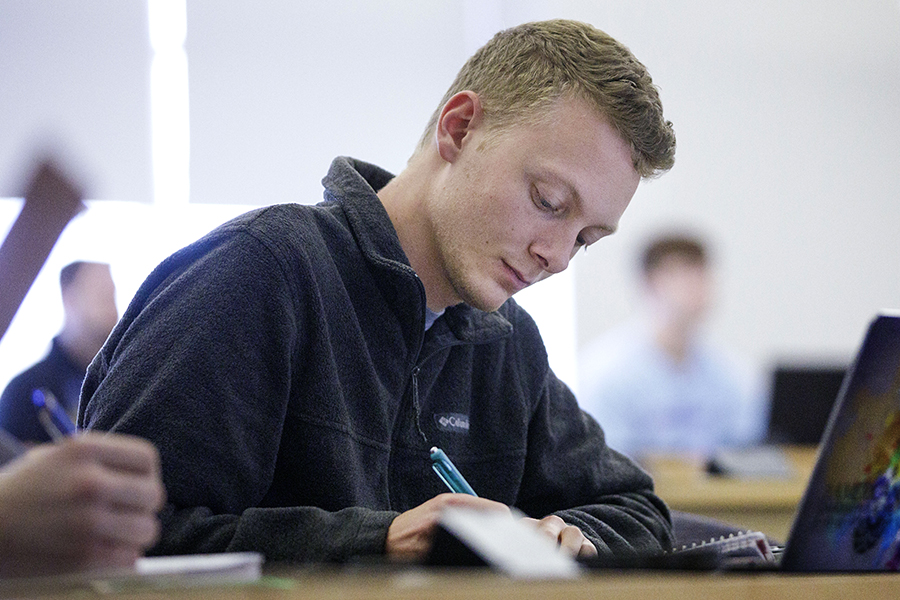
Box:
[502, 261, 533, 291]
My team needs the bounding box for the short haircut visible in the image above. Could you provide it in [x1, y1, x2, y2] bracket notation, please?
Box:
[59, 261, 108, 291]
[59, 261, 88, 290]
[641, 234, 708, 274]
[415, 19, 676, 179]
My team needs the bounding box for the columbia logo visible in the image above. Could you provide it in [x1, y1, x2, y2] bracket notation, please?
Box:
[434, 413, 470, 433]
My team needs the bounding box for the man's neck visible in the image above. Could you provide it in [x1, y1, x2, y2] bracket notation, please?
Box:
[653, 317, 695, 365]
[57, 327, 102, 370]
[377, 154, 455, 312]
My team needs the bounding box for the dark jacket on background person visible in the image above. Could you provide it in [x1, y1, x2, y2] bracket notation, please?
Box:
[78, 157, 672, 562]
[1, 337, 83, 443]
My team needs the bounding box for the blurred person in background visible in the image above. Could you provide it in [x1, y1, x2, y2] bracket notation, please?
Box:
[578, 232, 767, 460]
[0, 261, 118, 443]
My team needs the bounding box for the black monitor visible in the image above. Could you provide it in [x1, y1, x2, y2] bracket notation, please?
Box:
[766, 363, 848, 445]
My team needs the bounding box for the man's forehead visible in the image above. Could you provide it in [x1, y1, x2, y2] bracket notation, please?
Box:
[651, 254, 709, 273]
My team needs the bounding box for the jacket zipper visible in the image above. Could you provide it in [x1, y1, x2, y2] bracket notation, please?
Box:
[410, 366, 428, 444]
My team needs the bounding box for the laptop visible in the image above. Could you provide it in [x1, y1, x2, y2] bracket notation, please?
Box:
[780, 312, 900, 571]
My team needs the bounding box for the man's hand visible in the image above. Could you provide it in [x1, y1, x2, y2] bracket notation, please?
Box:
[0, 432, 166, 576]
[520, 515, 599, 558]
[386, 493, 510, 561]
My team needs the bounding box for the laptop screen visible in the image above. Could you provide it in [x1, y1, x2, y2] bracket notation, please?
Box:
[782, 313, 900, 571]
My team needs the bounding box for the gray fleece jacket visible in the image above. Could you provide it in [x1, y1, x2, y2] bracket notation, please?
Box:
[78, 157, 672, 563]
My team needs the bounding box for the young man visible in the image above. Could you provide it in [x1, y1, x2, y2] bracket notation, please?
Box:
[79, 19, 677, 563]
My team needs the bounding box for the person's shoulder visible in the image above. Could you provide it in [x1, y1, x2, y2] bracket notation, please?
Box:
[1, 353, 55, 395]
[577, 320, 654, 397]
[218, 203, 329, 236]
[0, 364, 43, 409]
[693, 338, 759, 379]
[581, 320, 648, 364]
[194, 203, 344, 269]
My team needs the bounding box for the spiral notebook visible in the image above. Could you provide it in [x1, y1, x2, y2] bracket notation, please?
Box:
[672, 530, 775, 566]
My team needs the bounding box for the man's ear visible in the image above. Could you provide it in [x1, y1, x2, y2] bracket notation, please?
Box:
[435, 91, 483, 163]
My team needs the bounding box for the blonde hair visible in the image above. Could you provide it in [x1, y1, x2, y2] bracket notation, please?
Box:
[415, 20, 675, 178]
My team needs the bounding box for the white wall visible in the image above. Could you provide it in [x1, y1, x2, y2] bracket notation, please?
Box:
[1, 0, 899, 394]
[563, 1, 900, 371]
[0, 1, 153, 202]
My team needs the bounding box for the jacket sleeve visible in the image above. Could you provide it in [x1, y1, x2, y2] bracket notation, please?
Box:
[153, 505, 397, 562]
[520, 373, 673, 555]
[507, 310, 673, 556]
[78, 225, 396, 563]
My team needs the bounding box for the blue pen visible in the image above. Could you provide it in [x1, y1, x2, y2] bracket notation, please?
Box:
[32, 389, 77, 439]
[430, 446, 477, 496]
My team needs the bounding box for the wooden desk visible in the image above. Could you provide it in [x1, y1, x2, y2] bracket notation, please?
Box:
[6, 567, 900, 600]
[643, 446, 819, 541]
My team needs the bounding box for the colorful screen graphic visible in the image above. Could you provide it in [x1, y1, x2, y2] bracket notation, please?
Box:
[783, 315, 900, 571]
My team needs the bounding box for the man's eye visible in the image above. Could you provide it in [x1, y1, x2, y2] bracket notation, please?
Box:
[532, 187, 559, 212]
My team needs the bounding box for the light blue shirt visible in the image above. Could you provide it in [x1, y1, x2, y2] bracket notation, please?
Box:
[578, 319, 768, 459]
[424, 307, 444, 331]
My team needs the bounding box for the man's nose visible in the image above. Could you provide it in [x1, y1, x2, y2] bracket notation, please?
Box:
[530, 237, 574, 275]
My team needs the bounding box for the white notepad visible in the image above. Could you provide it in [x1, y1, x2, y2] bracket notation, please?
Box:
[133, 552, 263, 584]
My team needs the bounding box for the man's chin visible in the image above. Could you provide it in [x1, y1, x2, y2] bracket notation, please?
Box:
[464, 292, 511, 313]
[453, 286, 509, 313]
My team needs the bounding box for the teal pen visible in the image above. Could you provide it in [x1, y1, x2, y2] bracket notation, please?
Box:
[430, 446, 478, 496]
